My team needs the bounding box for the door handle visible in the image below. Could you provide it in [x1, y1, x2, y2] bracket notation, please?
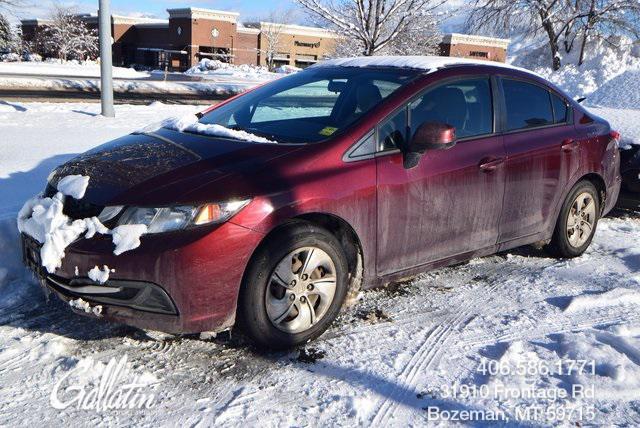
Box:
[561, 139, 578, 152]
[479, 157, 504, 172]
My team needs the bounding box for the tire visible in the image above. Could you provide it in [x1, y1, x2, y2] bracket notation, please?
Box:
[238, 221, 349, 349]
[546, 180, 600, 258]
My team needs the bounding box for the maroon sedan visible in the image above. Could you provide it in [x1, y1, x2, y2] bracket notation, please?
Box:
[25, 57, 621, 349]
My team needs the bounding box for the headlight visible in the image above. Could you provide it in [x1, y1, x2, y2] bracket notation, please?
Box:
[102, 200, 251, 234]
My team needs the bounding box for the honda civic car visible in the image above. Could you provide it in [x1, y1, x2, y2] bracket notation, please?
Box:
[21, 56, 621, 349]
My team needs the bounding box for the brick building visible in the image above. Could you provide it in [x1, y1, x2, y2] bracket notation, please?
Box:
[21, 8, 510, 71]
[440, 33, 510, 63]
[21, 8, 339, 71]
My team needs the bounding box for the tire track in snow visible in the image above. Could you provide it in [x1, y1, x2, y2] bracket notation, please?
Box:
[456, 307, 640, 352]
[368, 281, 502, 427]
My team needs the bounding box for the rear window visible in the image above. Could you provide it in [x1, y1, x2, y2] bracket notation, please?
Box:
[503, 79, 553, 131]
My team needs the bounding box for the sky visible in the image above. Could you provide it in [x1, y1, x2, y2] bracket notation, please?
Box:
[3, 0, 466, 32]
[5, 0, 301, 24]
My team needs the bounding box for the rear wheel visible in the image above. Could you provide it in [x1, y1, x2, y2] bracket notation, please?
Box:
[238, 222, 348, 349]
[546, 181, 600, 258]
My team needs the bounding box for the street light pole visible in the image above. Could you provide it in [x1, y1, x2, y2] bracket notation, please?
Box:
[99, 0, 115, 117]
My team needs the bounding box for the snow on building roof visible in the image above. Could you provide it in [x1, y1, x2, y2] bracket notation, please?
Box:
[442, 33, 511, 49]
[311, 55, 536, 76]
[167, 7, 240, 22]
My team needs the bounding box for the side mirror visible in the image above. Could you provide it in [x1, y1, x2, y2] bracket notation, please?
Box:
[403, 122, 456, 169]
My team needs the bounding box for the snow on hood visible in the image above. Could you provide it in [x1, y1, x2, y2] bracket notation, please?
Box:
[18, 175, 148, 274]
[312, 55, 536, 76]
[161, 115, 277, 144]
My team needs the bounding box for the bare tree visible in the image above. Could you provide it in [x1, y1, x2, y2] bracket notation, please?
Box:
[573, 0, 640, 65]
[467, 0, 640, 70]
[42, 3, 98, 61]
[296, 0, 444, 57]
[243, 9, 295, 70]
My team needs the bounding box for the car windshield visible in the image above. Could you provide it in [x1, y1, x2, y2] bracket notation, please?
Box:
[195, 66, 421, 144]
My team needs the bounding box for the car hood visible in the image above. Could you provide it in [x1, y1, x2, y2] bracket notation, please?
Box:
[49, 127, 303, 206]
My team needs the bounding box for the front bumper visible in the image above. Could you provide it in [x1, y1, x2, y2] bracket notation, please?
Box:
[22, 221, 264, 334]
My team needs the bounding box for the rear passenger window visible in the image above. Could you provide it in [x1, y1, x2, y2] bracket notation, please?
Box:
[410, 78, 493, 140]
[503, 79, 553, 131]
[550, 92, 569, 123]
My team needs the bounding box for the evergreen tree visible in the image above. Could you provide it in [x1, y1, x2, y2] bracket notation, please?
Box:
[0, 13, 12, 52]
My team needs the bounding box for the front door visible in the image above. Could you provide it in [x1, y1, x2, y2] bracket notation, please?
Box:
[376, 77, 506, 276]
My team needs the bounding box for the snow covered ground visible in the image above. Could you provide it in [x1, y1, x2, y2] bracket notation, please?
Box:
[1, 100, 640, 426]
[0, 61, 150, 79]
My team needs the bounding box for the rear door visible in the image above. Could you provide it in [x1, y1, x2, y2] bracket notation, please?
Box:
[376, 77, 506, 276]
[497, 78, 579, 243]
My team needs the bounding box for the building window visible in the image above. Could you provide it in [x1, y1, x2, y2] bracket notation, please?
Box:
[469, 51, 489, 58]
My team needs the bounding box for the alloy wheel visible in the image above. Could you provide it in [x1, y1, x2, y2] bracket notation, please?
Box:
[265, 246, 337, 334]
[566, 191, 597, 248]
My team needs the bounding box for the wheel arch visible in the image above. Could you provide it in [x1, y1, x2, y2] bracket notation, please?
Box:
[579, 172, 607, 212]
[238, 213, 365, 314]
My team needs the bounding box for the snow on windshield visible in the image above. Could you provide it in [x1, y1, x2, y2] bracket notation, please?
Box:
[161, 115, 277, 144]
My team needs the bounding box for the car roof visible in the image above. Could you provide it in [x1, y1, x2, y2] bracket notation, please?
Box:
[311, 55, 540, 78]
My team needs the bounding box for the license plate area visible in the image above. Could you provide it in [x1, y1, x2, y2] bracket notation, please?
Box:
[22, 234, 43, 274]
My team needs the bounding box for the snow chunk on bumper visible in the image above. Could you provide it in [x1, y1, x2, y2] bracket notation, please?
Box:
[111, 225, 148, 256]
[88, 265, 113, 284]
[17, 192, 109, 273]
[18, 175, 148, 274]
[56, 174, 90, 199]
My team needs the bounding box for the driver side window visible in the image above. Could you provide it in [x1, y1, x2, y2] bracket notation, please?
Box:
[410, 78, 493, 140]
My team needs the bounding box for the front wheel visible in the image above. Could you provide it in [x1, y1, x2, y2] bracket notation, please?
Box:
[238, 222, 349, 349]
[546, 181, 600, 258]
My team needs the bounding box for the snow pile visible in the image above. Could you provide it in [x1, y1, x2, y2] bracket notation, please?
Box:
[186, 58, 275, 81]
[68, 298, 103, 316]
[511, 35, 640, 99]
[1, 52, 20, 62]
[585, 106, 640, 149]
[275, 64, 302, 74]
[0, 60, 149, 79]
[88, 265, 113, 284]
[587, 70, 640, 109]
[564, 288, 640, 313]
[162, 115, 277, 143]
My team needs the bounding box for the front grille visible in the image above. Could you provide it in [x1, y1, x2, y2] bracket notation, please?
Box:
[44, 183, 103, 219]
[63, 198, 104, 219]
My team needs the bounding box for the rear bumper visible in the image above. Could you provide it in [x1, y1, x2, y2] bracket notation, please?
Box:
[23, 221, 264, 334]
